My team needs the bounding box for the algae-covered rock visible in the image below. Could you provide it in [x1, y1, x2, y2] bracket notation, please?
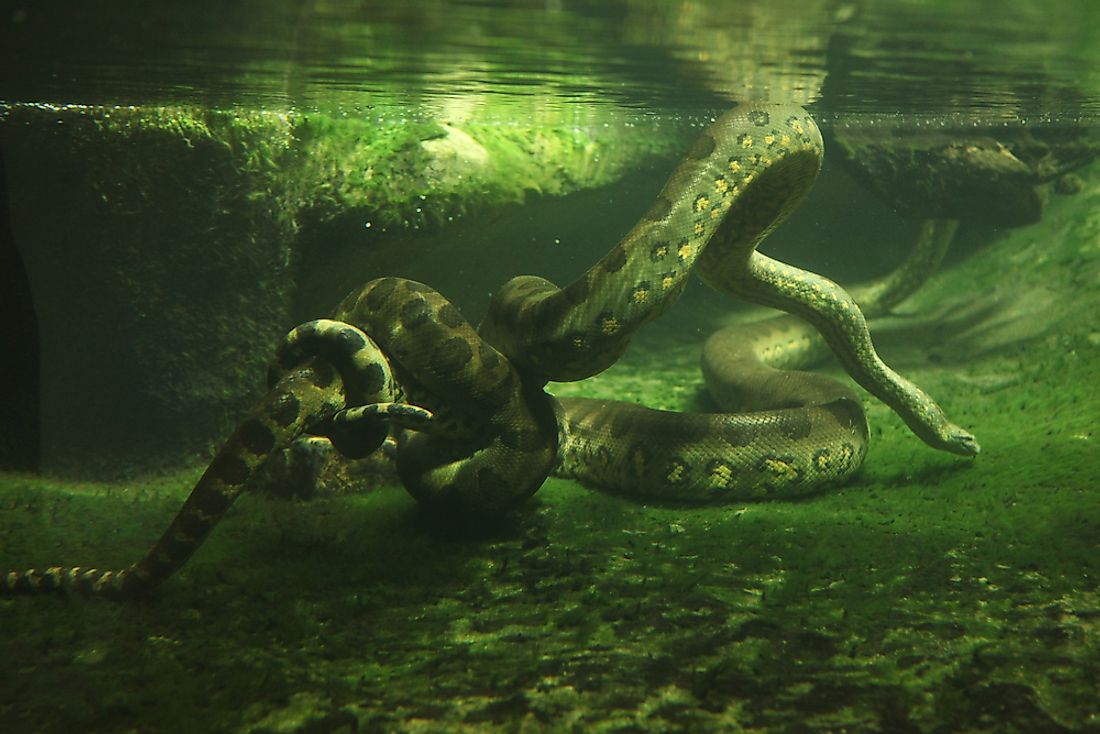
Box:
[832, 122, 1100, 226]
[2, 105, 301, 476]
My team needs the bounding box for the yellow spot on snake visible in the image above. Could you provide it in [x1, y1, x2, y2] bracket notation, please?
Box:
[632, 287, 649, 304]
[694, 222, 705, 235]
[741, 135, 753, 148]
[710, 462, 732, 485]
[572, 336, 586, 349]
[661, 273, 675, 289]
[764, 134, 775, 145]
[715, 177, 729, 194]
[729, 159, 742, 173]
[601, 317, 620, 335]
[792, 120, 805, 134]
[763, 457, 798, 481]
[667, 462, 686, 483]
[694, 195, 710, 212]
[677, 242, 695, 260]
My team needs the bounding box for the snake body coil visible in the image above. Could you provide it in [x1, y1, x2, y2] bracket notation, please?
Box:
[2, 104, 977, 597]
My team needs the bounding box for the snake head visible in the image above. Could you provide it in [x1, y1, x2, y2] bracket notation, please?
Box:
[942, 424, 981, 457]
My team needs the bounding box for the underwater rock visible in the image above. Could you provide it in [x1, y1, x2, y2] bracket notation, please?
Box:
[832, 124, 1099, 226]
[0, 104, 300, 477]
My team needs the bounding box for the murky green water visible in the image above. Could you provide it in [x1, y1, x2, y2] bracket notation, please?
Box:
[1, 2, 1099, 732]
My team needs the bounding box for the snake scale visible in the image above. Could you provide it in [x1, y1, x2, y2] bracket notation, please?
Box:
[2, 104, 978, 598]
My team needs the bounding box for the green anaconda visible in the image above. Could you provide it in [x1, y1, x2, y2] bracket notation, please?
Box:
[2, 104, 978, 598]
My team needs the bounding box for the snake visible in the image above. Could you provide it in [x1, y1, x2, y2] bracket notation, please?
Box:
[2, 104, 978, 598]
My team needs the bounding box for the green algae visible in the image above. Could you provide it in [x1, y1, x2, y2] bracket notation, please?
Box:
[2, 150, 1100, 734]
[2, 102, 685, 237]
[1, 101, 687, 260]
[288, 110, 685, 232]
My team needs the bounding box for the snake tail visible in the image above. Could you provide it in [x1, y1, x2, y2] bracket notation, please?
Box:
[733, 252, 979, 456]
[2, 363, 346, 597]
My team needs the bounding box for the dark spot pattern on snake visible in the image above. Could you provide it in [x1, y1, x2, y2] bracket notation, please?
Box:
[269, 391, 301, 428]
[210, 453, 250, 487]
[238, 418, 275, 455]
[399, 297, 433, 329]
[643, 196, 672, 222]
[432, 336, 474, 374]
[437, 303, 464, 328]
[603, 246, 628, 274]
